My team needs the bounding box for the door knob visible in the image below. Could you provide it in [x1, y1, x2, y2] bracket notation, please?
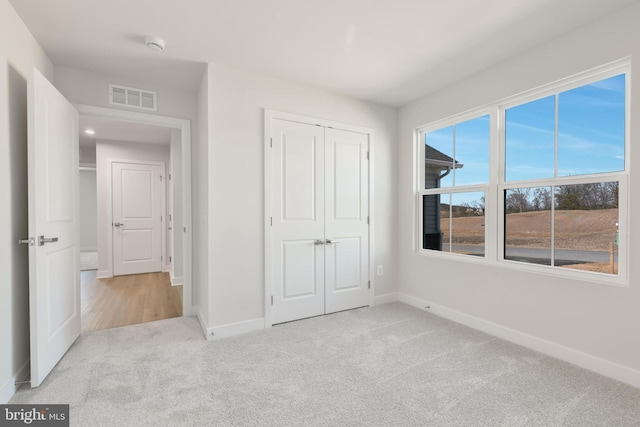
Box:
[113, 222, 124, 227]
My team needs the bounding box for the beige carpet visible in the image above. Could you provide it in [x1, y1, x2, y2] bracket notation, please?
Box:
[10, 303, 640, 426]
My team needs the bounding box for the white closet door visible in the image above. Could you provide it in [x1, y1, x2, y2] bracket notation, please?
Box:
[271, 119, 325, 324]
[324, 128, 370, 313]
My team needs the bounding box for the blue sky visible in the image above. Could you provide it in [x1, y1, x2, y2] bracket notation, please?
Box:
[425, 74, 625, 206]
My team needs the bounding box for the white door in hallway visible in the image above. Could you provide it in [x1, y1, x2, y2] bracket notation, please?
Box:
[112, 162, 163, 276]
[270, 119, 370, 325]
[28, 68, 81, 387]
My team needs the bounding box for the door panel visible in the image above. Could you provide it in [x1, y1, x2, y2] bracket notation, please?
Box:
[28, 68, 80, 387]
[271, 120, 325, 324]
[112, 162, 162, 276]
[282, 136, 318, 221]
[325, 128, 369, 314]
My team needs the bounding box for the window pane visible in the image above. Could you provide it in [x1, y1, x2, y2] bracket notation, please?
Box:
[558, 74, 625, 176]
[554, 182, 619, 274]
[422, 195, 443, 250]
[505, 96, 555, 181]
[454, 115, 490, 186]
[504, 187, 551, 265]
[450, 192, 485, 256]
[425, 126, 453, 188]
[441, 194, 451, 251]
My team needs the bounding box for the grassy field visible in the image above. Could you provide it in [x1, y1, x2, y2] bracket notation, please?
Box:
[442, 209, 618, 273]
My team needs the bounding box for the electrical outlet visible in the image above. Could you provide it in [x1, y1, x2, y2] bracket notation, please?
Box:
[376, 265, 383, 276]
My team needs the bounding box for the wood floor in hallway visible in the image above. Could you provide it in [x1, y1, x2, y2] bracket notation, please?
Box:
[81, 270, 183, 333]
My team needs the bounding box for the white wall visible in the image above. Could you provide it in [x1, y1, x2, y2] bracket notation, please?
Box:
[0, 0, 54, 403]
[95, 140, 170, 277]
[79, 169, 97, 251]
[397, 3, 640, 385]
[205, 63, 397, 330]
[169, 129, 183, 284]
[80, 144, 96, 164]
[194, 67, 210, 331]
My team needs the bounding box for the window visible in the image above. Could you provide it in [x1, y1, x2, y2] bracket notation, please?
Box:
[419, 114, 490, 257]
[416, 62, 628, 283]
[503, 73, 625, 275]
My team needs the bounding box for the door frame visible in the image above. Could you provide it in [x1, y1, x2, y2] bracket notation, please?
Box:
[263, 109, 375, 327]
[108, 159, 166, 277]
[75, 104, 193, 316]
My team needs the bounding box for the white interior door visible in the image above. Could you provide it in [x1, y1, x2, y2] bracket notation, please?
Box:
[325, 128, 370, 313]
[112, 162, 163, 276]
[28, 68, 80, 387]
[270, 118, 370, 325]
[271, 119, 325, 324]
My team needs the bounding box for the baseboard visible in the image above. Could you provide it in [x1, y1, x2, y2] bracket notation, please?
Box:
[210, 318, 265, 341]
[170, 276, 183, 287]
[0, 359, 29, 404]
[193, 306, 212, 339]
[96, 270, 110, 279]
[397, 293, 640, 389]
[374, 292, 397, 305]
[80, 246, 97, 252]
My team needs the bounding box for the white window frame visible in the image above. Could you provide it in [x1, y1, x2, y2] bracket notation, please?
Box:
[415, 107, 494, 260]
[415, 59, 630, 286]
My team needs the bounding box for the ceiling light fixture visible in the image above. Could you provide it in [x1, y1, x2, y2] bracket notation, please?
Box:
[84, 129, 95, 135]
[145, 36, 165, 52]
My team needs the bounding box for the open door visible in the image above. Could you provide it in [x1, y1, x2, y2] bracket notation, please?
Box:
[26, 69, 80, 387]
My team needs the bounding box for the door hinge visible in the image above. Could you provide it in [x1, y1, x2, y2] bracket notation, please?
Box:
[368, 280, 371, 289]
[270, 217, 273, 226]
[184, 227, 186, 232]
[366, 152, 369, 160]
[271, 295, 274, 305]
[169, 173, 172, 180]
[161, 216, 163, 222]
[169, 214, 172, 222]
[160, 175, 163, 182]
[367, 216, 370, 225]
[169, 256, 172, 263]
[161, 256, 163, 262]
[270, 137, 273, 148]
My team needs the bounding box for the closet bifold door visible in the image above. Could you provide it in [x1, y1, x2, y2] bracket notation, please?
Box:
[271, 119, 325, 324]
[324, 128, 370, 314]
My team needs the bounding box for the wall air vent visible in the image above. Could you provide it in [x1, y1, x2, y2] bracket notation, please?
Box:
[109, 84, 157, 111]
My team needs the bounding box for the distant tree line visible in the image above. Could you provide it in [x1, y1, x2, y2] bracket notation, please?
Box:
[505, 182, 618, 214]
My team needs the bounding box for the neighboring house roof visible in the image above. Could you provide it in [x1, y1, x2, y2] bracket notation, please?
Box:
[425, 144, 464, 169]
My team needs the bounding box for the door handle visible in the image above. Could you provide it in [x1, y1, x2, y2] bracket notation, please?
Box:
[325, 239, 340, 245]
[38, 236, 58, 246]
[19, 237, 35, 246]
[314, 239, 325, 245]
[113, 222, 124, 227]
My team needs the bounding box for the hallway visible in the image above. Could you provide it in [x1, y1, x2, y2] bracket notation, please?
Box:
[81, 271, 183, 333]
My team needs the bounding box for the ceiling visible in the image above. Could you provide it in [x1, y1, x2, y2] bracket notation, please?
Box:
[79, 116, 171, 148]
[10, 0, 639, 106]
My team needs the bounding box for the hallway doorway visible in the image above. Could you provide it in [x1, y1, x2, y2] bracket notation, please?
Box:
[80, 271, 182, 333]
